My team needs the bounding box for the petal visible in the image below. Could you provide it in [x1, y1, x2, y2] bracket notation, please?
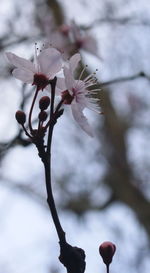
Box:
[69, 53, 81, 73]
[71, 102, 94, 137]
[74, 80, 86, 94]
[56, 77, 66, 91]
[71, 21, 81, 40]
[12, 68, 34, 84]
[38, 48, 62, 78]
[56, 77, 66, 95]
[6, 52, 35, 72]
[64, 66, 74, 92]
[82, 36, 100, 58]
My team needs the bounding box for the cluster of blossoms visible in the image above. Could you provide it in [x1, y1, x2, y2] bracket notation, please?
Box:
[6, 45, 100, 137]
[41, 16, 100, 59]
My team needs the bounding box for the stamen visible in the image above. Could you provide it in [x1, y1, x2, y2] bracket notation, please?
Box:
[78, 65, 88, 81]
[34, 44, 39, 72]
[84, 73, 96, 82]
[87, 89, 101, 92]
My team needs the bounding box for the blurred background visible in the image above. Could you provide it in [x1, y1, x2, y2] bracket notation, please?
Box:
[0, 0, 150, 272]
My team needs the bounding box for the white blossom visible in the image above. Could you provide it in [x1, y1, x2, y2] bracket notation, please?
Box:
[71, 22, 100, 58]
[6, 47, 63, 91]
[57, 53, 100, 137]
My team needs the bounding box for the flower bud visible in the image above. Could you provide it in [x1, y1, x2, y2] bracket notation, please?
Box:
[15, 110, 26, 125]
[38, 111, 48, 121]
[39, 96, 50, 110]
[99, 241, 116, 266]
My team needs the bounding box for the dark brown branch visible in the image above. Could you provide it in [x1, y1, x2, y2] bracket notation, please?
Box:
[46, 0, 65, 25]
[101, 72, 149, 87]
[0, 130, 31, 160]
[0, 177, 46, 206]
[62, 193, 116, 216]
[44, 159, 66, 243]
[82, 17, 150, 30]
[101, 89, 150, 237]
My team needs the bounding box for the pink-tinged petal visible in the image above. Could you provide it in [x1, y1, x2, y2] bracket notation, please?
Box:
[74, 80, 86, 93]
[82, 36, 100, 58]
[69, 53, 81, 73]
[38, 48, 62, 78]
[56, 77, 66, 91]
[55, 77, 66, 95]
[71, 21, 81, 40]
[6, 52, 35, 72]
[12, 68, 34, 84]
[64, 66, 74, 92]
[71, 102, 94, 137]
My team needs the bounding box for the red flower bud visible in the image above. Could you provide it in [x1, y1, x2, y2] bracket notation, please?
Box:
[39, 96, 50, 110]
[15, 110, 26, 125]
[99, 242, 116, 266]
[38, 111, 48, 121]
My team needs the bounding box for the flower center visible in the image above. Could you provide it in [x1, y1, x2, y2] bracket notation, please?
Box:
[76, 38, 84, 49]
[32, 73, 49, 91]
[59, 24, 70, 36]
[61, 90, 74, 104]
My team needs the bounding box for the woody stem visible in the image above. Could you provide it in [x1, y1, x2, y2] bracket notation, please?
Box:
[28, 88, 39, 134]
[44, 77, 66, 243]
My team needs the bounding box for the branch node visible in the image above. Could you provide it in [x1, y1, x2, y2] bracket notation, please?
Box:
[59, 241, 86, 273]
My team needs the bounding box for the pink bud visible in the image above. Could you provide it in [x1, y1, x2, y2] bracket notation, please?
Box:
[99, 241, 116, 266]
[15, 110, 26, 125]
[38, 111, 48, 121]
[39, 96, 50, 110]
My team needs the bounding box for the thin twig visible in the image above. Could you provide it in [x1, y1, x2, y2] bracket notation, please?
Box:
[101, 72, 150, 87]
[44, 159, 66, 243]
[43, 77, 66, 243]
[28, 88, 39, 133]
[46, 77, 57, 155]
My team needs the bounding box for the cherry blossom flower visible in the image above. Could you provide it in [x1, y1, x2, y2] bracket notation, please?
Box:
[57, 53, 100, 137]
[71, 22, 100, 58]
[40, 14, 72, 59]
[6, 47, 63, 91]
[41, 15, 99, 59]
[44, 33, 72, 60]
